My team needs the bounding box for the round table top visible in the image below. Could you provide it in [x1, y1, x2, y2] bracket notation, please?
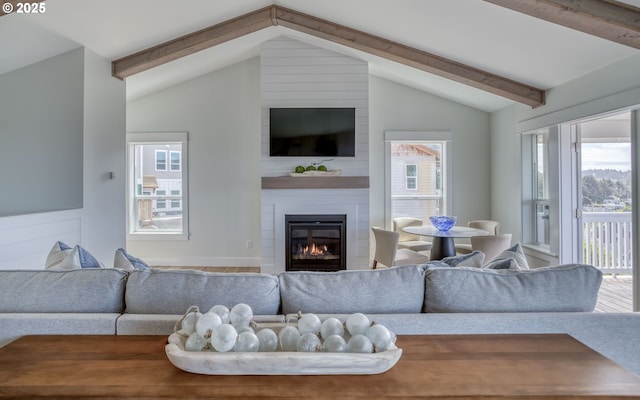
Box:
[403, 225, 489, 238]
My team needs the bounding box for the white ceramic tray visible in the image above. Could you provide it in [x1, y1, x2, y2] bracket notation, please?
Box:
[165, 342, 402, 375]
[288, 170, 342, 177]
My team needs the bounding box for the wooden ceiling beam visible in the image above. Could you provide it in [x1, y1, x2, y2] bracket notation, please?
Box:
[112, 5, 546, 108]
[112, 6, 274, 79]
[484, 0, 640, 49]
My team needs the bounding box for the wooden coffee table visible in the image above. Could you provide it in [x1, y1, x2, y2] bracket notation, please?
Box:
[1, 334, 640, 399]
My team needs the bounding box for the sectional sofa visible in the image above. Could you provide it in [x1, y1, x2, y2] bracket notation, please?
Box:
[1, 263, 639, 376]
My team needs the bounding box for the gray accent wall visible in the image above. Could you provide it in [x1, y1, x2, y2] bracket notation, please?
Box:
[0, 48, 84, 217]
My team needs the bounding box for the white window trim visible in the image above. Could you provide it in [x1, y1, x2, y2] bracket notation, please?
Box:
[384, 131, 453, 230]
[126, 132, 189, 241]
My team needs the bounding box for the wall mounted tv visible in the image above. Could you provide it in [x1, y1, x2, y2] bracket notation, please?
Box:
[269, 108, 356, 157]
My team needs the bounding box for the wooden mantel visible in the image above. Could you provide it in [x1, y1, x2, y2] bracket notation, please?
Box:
[261, 176, 369, 189]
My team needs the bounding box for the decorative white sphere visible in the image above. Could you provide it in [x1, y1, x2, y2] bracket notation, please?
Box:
[208, 304, 230, 324]
[296, 332, 322, 352]
[184, 333, 207, 352]
[298, 313, 322, 335]
[256, 328, 279, 352]
[195, 312, 222, 339]
[181, 311, 202, 335]
[366, 324, 392, 352]
[278, 325, 300, 351]
[234, 331, 260, 352]
[229, 303, 253, 327]
[347, 334, 373, 353]
[346, 313, 371, 336]
[320, 317, 344, 339]
[322, 334, 347, 353]
[211, 324, 238, 352]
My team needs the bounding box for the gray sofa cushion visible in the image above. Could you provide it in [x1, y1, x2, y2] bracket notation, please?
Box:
[424, 264, 602, 312]
[124, 269, 280, 315]
[279, 265, 426, 315]
[0, 269, 128, 313]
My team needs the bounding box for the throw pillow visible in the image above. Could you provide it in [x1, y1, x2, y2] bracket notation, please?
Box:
[49, 244, 104, 269]
[45, 241, 73, 269]
[482, 243, 530, 270]
[114, 248, 150, 270]
[441, 250, 485, 267]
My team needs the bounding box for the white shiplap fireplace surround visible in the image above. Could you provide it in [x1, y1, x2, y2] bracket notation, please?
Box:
[260, 37, 370, 275]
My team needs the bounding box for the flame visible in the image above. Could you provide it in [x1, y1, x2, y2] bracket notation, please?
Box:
[302, 243, 329, 256]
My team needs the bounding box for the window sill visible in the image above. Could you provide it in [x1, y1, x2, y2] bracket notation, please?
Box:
[127, 232, 189, 241]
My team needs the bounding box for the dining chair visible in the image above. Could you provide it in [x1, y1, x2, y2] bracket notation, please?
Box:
[470, 233, 512, 262]
[371, 227, 429, 269]
[392, 217, 432, 252]
[455, 220, 500, 254]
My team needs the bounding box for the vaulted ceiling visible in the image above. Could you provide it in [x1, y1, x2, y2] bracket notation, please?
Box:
[2, 0, 640, 111]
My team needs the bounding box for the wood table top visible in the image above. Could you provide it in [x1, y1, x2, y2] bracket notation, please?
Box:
[1, 334, 640, 399]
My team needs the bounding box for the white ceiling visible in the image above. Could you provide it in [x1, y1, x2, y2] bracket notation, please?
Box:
[2, 0, 639, 112]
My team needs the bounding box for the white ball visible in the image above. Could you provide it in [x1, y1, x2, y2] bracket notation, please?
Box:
[184, 333, 207, 352]
[298, 313, 322, 335]
[366, 324, 392, 352]
[211, 324, 238, 352]
[297, 332, 321, 352]
[346, 313, 371, 336]
[168, 332, 186, 348]
[195, 312, 222, 339]
[229, 303, 253, 327]
[347, 334, 373, 353]
[320, 317, 344, 339]
[234, 331, 260, 352]
[208, 304, 230, 324]
[322, 334, 347, 353]
[278, 325, 301, 351]
[256, 328, 279, 352]
[181, 311, 202, 335]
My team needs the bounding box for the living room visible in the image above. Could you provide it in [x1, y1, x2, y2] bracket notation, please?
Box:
[1, 1, 640, 299]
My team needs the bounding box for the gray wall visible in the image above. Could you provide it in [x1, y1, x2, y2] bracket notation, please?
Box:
[369, 76, 491, 229]
[0, 49, 84, 216]
[126, 58, 262, 266]
[0, 47, 126, 265]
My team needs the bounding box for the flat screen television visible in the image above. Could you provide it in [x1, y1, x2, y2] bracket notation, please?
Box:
[269, 108, 356, 157]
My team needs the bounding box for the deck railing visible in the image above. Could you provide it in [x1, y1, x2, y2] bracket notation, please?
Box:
[582, 212, 632, 275]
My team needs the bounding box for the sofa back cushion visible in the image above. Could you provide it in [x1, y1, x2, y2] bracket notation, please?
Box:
[0, 269, 128, 313]
[424, 264, 602, 313]
[279, 265, 426, 315]
[125, 269, 280, 315]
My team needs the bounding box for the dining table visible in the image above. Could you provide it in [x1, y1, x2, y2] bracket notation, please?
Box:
[402, 225, 489, 260]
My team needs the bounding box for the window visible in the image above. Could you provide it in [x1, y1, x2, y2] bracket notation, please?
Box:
[155, 190, 167, 210]
[385, 131, 452, 229]
[534, 134, 550, 246]
[405, 164, 417, 190]
[155, 150, 167, 171]
[170, 151, 181, 171]
[170, 190, 181, 209]
[127, 132, 189, 240]
[522, 128, 555, 251]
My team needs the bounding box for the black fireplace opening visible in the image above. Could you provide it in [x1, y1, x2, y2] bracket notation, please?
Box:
[285, 214, 347, 272]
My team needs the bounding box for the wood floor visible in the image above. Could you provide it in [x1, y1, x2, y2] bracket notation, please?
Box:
[153, 267, 633, 312]
[596, 275, 633, 312]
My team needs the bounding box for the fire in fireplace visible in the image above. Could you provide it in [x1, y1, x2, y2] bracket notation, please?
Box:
[285, 214, 346, 272]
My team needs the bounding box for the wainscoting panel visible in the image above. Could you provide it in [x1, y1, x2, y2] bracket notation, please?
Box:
[0, 209, 83, 269]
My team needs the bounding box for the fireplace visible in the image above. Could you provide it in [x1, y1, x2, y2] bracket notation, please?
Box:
[285, 214, 347, 272]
